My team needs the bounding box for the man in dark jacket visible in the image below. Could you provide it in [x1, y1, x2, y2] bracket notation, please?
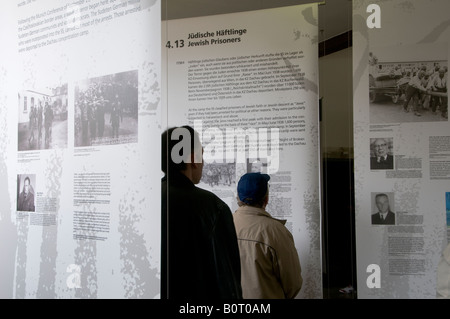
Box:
[370, 138, 394, 170]
[161, 126, 242, 299]
[371, 193, 395, 225]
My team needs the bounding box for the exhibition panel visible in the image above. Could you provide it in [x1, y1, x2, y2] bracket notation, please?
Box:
[0, 0, 162, 298]
[163, 3, 322, 299]
[353, 0, 450, 298]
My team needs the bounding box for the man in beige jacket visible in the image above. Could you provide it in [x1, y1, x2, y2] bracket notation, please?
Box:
[233, 172, 303, 299]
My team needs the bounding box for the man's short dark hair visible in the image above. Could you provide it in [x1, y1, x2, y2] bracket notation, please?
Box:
[161, 125, 197, 174]
[375, 193, 388, 201]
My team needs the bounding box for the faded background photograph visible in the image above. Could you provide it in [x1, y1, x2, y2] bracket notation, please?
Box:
[369, 43, 448, 123]
[200, 162, 236, 188]
[18, 84, 68, 151]
[74, 70, 139, 147]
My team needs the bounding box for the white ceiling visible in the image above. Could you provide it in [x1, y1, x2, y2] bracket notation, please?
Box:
[161, 0, 352, 41]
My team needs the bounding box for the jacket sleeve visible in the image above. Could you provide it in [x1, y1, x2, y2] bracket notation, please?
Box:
[273, 226, 303, 299]
[437, 243, 450, 299]
[211, 198, 243, 299]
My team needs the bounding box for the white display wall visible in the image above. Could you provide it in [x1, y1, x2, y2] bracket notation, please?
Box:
[163, 3, 322, 299]
[353, 0, 450, 298]
[0, 0, 161, 299]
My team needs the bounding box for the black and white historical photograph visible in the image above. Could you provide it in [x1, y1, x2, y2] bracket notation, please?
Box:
[17, 174, 36, 212]
[369, 44, 448, 123]
[370, 137, 394, 170]
[246, 158, 269, 174]
[74, 70, 139, 147]
[371, 192, 395, 226]
[18, 84, 68, 151]
[200, 162, 236, 188]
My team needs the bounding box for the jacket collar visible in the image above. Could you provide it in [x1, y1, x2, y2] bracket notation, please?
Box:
[162, 171, 195, 188]
[235, 205, 287, 225]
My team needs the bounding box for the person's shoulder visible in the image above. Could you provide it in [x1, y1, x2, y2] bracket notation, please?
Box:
[370, 161, 381, 168]
[259, 216, 295, 246]
[267, 218, 289, 235]
[193, 185, 215, 198]
[249, 210, 286, 232]
[195, 186, 230, 210]
[443, 244, 450, 263]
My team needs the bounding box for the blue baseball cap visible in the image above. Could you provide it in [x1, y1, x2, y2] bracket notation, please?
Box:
[237, 172, 270, 205]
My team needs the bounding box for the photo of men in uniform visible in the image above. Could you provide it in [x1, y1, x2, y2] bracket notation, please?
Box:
[201, 163, 236, 188]
[74, 70, 138, 147]
[17, 174, 36, 212]
[18, 84, 68, 151]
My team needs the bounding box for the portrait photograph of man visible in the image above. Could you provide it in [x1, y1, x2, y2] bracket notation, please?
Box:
[370, 137, 394, 170]
[371, 192, 395, 225]
[17, 174, 36, 212]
